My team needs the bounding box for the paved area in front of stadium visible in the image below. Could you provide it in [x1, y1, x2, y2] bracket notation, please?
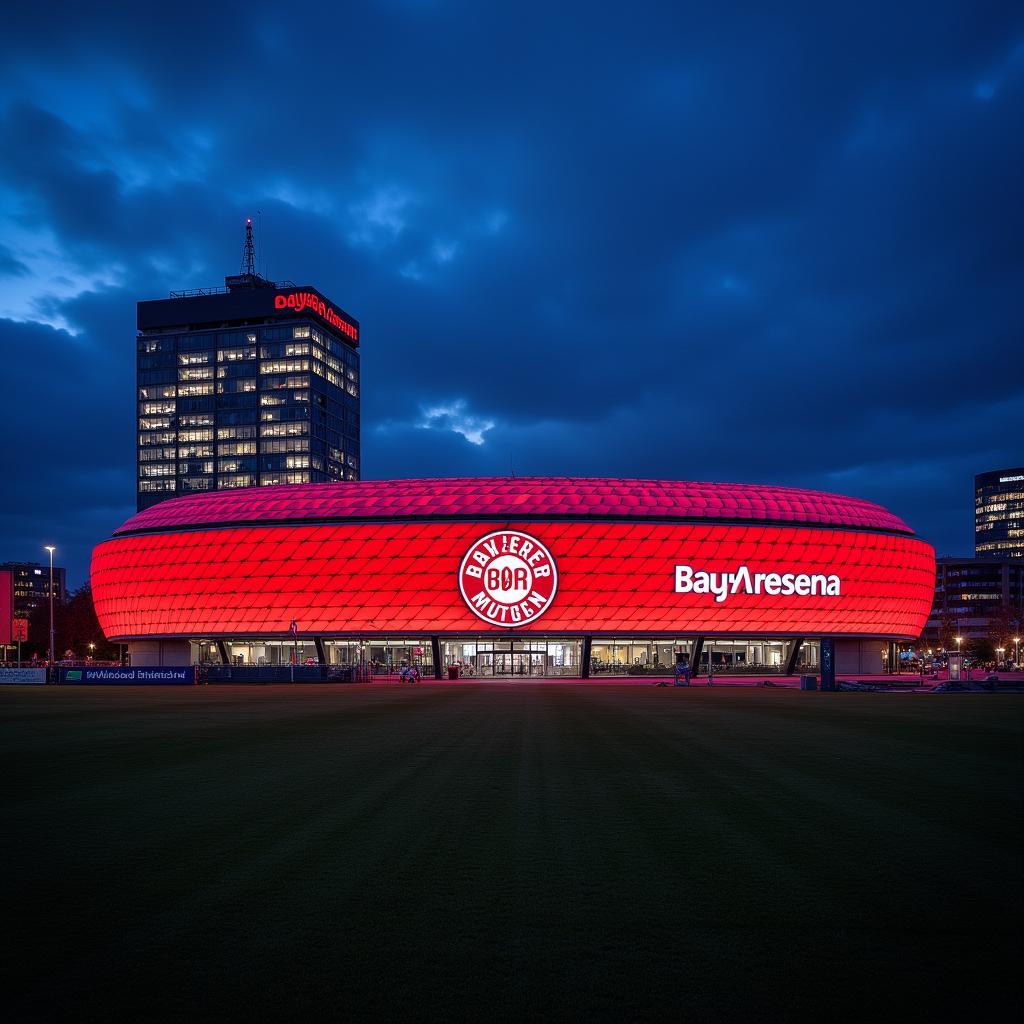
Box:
[2, 685, 1021, 1021]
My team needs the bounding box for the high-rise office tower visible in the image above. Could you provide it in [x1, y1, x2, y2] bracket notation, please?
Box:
[136, 222, 360, 511]
[975, 467, 1024, 559]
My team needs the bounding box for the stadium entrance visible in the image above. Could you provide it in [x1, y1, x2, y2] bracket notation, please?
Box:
[442, 638, 581, 678]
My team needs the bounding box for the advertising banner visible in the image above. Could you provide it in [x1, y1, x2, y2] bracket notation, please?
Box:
[0, 668, 47, 684]
[62, 666, 196, 684]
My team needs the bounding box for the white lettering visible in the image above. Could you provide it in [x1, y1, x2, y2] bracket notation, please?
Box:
[675, 565, 693, 593]
[674, 564, 843, 603]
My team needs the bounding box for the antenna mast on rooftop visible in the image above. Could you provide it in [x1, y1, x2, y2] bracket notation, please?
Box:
[241, 217, 256, 276]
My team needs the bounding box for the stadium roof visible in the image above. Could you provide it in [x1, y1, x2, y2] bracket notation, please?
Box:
[117, 478, 915, 536]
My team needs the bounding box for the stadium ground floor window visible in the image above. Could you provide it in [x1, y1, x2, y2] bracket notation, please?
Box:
[185, 634, 823, 675]
[590, 639, 694, 675]
[442, 638, 582, 678]
[699, 638, 819, 673]
[323, 638, 433, 676]
[190, 640, 221, 665]
[224, 639, 318, 666]
[797, 640, 820, 670]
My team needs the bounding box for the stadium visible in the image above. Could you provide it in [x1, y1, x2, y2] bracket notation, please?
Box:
[91, 477, 936, 677]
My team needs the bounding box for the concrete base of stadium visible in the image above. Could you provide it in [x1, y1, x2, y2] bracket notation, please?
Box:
[835, 639, 884, 674]
[130, 639, 191, 666]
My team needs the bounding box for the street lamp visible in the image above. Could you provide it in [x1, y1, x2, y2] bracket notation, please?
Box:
[1015, 637, 1021, 666]
[88, 642, 95, 660]
[997, 646, 1005, 667]
[44, 546, 56, 680]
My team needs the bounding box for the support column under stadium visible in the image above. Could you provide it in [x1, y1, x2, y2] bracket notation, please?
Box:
[431, 636, 443, 679]
[784, 638, 804, 675]
[690, 637, 705, 671]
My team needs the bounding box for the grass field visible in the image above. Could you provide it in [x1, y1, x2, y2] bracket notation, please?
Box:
[2, 684, 1021, 1022]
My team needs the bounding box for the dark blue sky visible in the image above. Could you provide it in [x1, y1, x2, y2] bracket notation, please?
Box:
[1, 2, 1021, 585]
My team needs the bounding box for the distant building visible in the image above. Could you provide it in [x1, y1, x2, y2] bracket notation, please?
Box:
[922, 556, 1024, 652]
[136, 221, 361, 511]
[0, 561, 67, 620]
[975, 467, 1024, 560]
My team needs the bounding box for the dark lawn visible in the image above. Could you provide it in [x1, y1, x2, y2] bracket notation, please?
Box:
[1, 684, 1021, 1022]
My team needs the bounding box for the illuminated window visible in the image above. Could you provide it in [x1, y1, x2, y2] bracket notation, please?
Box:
[259, 471, 310, 486]
[260, 360, 310, 374]
[260, 422, 309, 437]
[261, 439, 309, 454]
[139, 416, 173, 430]
[217, 347, 256, 362]
[217, 378, 257, 394]
[139, 446, 177, 462]
[217, 425, 258, 440]
[218, 458, 257, 473]
[217, 474, 257, 489]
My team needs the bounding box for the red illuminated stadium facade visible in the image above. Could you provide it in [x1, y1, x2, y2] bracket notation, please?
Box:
[91, 477, 936, 678]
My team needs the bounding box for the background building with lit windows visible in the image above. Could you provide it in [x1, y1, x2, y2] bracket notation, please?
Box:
[922, 555, 1024, 654]
[136, 265, 360, 511]
[975, 467, 1024, 559]
[0, 560, 67, 620]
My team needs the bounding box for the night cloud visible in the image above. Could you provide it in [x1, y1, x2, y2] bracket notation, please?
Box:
[0, 1, 1021, 583]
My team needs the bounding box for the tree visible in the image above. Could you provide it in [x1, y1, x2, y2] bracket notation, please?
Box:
[936, 606, 957, 652]
[987, 600, 1023, 663]
[26, 584, 117, 661]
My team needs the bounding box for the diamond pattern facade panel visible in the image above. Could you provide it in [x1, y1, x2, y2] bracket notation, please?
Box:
[114, 477, 913, 536]
[92, 519, 935, 640]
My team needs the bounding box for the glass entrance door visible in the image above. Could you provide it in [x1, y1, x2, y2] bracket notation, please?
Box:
[494, 652, 546, 677]
[441, 639, 580, 678]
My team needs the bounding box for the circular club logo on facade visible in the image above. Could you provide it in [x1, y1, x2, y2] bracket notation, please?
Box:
[458, 530, 558, 628]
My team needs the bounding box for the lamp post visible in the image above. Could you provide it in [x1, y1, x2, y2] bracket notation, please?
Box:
[955, 635, 964, 681]
[289, 619, 298, 684]
[1014, 637, 1021, 667]
[997, 647, 1005, 668]
[44, 546, 56, 682]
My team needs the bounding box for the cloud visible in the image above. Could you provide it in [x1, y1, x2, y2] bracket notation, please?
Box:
[417, 400, 496, 446]
[0, 241, 28, 277]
